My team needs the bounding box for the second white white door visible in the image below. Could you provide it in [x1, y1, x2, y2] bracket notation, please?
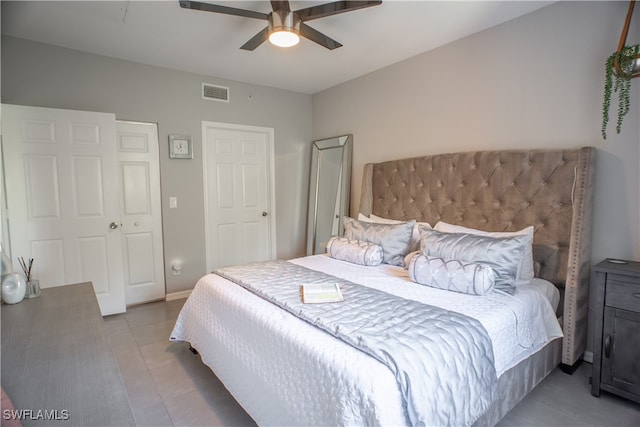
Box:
[202, 122, 276, 272]
[116, 121, 165, 305]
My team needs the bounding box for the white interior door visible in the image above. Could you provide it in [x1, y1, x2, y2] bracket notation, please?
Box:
[203, 122, 276, 271]
[2, 104, 126, 315]
[116, 121, 165, 305]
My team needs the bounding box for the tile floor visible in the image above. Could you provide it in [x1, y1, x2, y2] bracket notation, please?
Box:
[496, 361, 640, 427]
[104, 299, 640, 427]
[104, 298, 256, 427]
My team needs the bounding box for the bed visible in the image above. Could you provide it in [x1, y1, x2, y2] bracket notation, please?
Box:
[171, 147, 595, 426]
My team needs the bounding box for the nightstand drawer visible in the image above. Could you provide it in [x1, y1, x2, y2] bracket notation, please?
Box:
[605, 278, 640, 313]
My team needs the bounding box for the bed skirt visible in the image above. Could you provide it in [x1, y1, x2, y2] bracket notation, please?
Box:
[473, 337, 562, 426]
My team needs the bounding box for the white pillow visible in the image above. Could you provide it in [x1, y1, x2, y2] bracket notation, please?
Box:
[434, 221, 534, 281]
[358, 213, 400, 224]
[408, 254, 495, 296]
[419, 226, 530, 294]
[326, 237, 383, 266]
[358, 213, 431, 253]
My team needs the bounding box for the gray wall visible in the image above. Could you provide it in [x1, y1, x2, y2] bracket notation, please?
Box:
[312, 1, 640, 354]
[1, 36, 312, 294]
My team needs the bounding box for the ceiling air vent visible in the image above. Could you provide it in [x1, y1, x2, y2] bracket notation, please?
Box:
[202, 83, 230, 103]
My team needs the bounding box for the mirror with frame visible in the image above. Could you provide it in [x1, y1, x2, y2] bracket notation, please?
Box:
[306, 134, 352, 255]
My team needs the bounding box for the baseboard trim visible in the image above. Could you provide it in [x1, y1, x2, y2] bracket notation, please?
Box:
[165, 290, 192, 301]
[583, 351, 593, 363]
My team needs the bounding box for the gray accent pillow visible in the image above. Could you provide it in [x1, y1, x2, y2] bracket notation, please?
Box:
[408, 254, 495, 296]
[419, 226, 529, 294]
[344, 217, 415, 267]
[326, 237, 383, 266]
[358, 213, 431, 253]
[434, 221, 534, 281]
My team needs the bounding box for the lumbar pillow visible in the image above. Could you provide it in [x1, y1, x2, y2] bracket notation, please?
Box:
[434, 221, 534, 280]
[419, 226, 530, 294]
[344, 217, 415, 267]
[326, 237, 383, 266]
[408, 254, 495, 296]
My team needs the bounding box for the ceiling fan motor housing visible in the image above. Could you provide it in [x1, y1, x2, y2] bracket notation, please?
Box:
[268, 10, 301, 35]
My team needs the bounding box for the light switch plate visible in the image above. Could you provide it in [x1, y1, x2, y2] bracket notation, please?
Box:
[169, 197, 177, 208]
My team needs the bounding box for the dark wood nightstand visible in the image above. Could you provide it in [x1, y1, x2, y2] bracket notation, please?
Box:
[591, 259, 640, 403]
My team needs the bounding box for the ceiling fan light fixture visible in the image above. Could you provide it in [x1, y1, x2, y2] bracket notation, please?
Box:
[269, 30, 300, 47]
[268, 10, 301, 48]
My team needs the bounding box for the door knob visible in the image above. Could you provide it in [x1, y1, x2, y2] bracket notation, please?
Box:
[262, 211, 268, 217]
[109, 222, 120, 230]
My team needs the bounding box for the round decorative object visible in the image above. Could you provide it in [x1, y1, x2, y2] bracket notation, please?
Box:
[1, 273, 27, 304]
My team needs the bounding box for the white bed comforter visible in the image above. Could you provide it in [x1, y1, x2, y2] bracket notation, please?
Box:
[171, 255, 563, 426]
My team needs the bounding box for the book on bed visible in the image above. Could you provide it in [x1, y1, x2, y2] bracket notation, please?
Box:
[300, 283, 344, 303]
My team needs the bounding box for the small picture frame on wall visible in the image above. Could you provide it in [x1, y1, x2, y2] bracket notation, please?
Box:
[169, 135, 193, 159]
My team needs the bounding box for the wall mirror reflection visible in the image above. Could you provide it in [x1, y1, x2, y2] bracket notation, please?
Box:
[306, 134, 352, 255]
[0, 140, 11, 262]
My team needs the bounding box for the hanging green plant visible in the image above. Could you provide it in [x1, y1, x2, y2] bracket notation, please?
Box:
[601, 44, 640, 139]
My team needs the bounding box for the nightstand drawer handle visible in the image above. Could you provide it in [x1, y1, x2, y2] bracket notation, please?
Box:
[604, 334, 612, 358]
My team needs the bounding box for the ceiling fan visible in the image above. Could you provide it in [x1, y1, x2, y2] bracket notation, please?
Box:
[179, 0, 382, 50]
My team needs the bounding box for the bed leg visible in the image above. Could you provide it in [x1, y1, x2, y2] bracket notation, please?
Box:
[189, 345, 199, 355]
[560, 359, 583, 375]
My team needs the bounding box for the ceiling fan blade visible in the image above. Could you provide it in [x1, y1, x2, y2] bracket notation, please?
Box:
[179, 1, 268, 20]
[240, 27, 270, 51]
[270, 1, 290, 12]
[296, 1, 382, 22]
[299, 23, 342, 50]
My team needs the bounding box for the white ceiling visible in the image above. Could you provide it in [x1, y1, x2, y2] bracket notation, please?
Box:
[1, 1, 554, 94]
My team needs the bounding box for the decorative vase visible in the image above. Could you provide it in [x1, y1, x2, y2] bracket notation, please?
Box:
[1, 272, 27, 304]
[26, 279, 41, 298]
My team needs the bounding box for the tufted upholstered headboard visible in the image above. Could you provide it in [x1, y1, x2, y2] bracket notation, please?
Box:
[358, 147, 595, 369]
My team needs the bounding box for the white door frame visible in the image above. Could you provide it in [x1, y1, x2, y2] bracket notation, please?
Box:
[201, 121, 277, 273]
